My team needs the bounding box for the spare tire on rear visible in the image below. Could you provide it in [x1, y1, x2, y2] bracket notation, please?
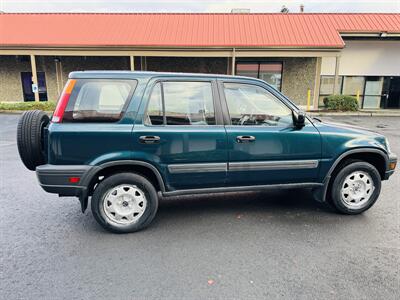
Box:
[17, 110, 49, 171]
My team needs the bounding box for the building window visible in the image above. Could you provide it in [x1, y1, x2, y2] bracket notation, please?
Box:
[319, 75, 343, 106]
[319, 75, 398, 110]
[342, 76, 365, 107]
[20, 72, 48, 102]
[236, 63, 258, 78]
[236, 62, 282, 91]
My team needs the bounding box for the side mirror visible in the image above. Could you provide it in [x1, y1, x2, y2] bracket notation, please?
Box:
[292, 110, 306, 129]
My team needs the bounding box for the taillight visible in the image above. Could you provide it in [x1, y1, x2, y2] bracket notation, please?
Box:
[52, 79, 76, 123]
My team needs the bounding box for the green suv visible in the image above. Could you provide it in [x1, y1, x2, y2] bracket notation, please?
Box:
[17, 71, 397, 233]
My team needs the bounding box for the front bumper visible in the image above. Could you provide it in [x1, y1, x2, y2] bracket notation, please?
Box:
[384, 153, 397, 180]
[36, 164, 94, 196]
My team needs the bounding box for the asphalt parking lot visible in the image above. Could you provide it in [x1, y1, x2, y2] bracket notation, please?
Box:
[1, 114, 399, 299]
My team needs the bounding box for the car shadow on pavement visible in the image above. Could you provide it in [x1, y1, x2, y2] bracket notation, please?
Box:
[147, 188, 343, 227]
[82, 188, 367, 234]
[158, 188, 330, 213]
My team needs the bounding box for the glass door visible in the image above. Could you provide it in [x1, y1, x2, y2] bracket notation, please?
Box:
[363, 77, 383, 109]
[382, 77, 400, 109]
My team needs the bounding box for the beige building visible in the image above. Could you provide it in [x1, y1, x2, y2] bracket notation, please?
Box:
[1, 13, 399, 109]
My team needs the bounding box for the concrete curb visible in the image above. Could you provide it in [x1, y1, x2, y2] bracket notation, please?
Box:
[0, 110, 52, 114]
[0, 110, 25, 114]
[308, 111, 400, 117]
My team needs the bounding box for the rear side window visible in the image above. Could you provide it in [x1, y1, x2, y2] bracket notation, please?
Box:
[145, 81, 215, 126]
[63, 79, 136, 122]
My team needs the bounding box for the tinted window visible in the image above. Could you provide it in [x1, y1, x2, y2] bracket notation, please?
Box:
[64, 79, 136, 122]
[145, 83, 163, 125]
[145, 81, 215, 126]
[224, 83, 292, 126]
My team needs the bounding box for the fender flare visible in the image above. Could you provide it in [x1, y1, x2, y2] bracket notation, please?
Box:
[313, 148, 388, 203]
[79, 160, 167, 212]
[87, 160, 166, 192]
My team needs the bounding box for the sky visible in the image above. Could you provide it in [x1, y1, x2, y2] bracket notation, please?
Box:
[1, 0, 399, 13]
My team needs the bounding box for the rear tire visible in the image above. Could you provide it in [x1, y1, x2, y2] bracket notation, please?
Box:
[330, 161, 381, 214]
[91, 173, 159, 233]
[17, 110, 49, 171]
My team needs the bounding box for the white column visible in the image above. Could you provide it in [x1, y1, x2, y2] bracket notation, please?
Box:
[130, 56, 135, 71]
[231, 48, 236, 75]
[313, 57, 322, 110]
[333, 56, 341, 94]
[30, 54, 39, 102]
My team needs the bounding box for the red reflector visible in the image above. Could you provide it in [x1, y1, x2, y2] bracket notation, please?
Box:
[68, 177, 80, 183]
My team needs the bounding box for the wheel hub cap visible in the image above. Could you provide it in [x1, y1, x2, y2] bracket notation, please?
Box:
[341, 171, 374, 208]
[103, 184, 147, 225]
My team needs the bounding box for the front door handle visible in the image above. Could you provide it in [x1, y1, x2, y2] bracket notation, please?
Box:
[236, 135, 256, 143]
[139, 135, 160, 144]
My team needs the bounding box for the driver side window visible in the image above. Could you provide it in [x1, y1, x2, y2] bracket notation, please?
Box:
[223, 83, 292, 126]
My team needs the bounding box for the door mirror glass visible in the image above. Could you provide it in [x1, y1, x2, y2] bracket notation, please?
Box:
[292, 110, 306, 128]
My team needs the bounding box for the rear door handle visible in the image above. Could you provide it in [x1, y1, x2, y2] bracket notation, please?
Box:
[236, 135, 256, 143]
[139, 135, 160, 144]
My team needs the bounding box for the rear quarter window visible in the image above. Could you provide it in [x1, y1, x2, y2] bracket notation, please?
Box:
[63, 79, 137, 122]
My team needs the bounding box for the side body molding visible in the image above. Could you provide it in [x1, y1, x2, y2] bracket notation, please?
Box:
[229, 160, 319, 171]
[167, 160, 319, 174]
[81, 149, 388, 203]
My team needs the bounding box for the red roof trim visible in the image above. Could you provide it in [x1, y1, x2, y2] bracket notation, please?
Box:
[0, 13, 399, 48]
[1, 12, 399, 15]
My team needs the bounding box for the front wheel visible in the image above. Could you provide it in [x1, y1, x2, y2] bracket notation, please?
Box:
[91, 173, 159, 233]
[330, 161, 381, 214]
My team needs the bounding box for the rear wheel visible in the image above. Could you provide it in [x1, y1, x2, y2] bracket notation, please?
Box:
[91, 173, 159, 233]
[330, 161, 381, 214]
[17, 110, 49, 171]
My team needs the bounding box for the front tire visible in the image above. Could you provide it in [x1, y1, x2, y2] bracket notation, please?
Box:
[91, 173, 159, 233]
[330, 161, 381, 214]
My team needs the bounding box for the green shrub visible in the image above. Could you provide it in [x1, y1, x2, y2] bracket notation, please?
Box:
[0, 101, 56, 112]
[323, 95, 358, 111]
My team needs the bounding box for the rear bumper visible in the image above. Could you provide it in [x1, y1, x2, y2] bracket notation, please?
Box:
[384, 153, 397, 180]
[36, 164, 95, 196]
